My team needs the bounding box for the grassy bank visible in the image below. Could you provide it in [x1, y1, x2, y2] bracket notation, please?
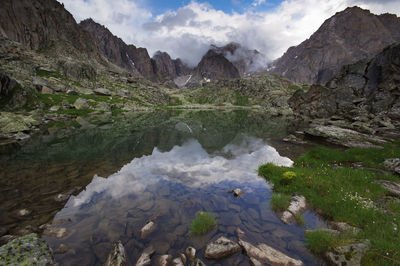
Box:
[258, 142, 400, 265]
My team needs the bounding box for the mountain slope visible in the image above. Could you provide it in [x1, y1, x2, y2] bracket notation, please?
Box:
[80, 19, 156, 81]
[0, 0, 102, 60]
[270, 6, 400, 84]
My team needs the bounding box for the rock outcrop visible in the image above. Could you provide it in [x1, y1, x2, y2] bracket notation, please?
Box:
[270, 6, 400, 84]
[289, 42, 400, 138]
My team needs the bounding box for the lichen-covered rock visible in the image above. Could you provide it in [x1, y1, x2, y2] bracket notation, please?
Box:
[94, 88, 112, 96]
[204, 236, 241, 259]
[73, 98, 90, 110]
[305, 125, 386, 148]
[0, 233, 55, 265]
[0, 112, 40, 137]
[384, 158, 400, 175]
[325, 242, 370, 266]
[238, 239, 304, 266]
[279, 195, 307, 224]
[104, 241, 126, 266]
[377, 180, 400, 198]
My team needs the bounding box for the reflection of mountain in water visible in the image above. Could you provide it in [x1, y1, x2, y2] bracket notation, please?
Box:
[68, 137, 292, 207]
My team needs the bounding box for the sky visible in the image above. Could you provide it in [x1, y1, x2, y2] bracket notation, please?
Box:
[59, 0, 400, 67]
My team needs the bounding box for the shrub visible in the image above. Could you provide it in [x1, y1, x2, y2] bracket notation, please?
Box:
[280, 171, 296, 185]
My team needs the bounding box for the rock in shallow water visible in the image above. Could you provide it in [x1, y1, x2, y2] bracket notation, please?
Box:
[204, 236, 241, 259]
[136, 246, 155, 266]
[140, 221, 156, 238]
[279, 195, 307, 224]
[0, 233, 55, 265]
[104, 241, 126, 266]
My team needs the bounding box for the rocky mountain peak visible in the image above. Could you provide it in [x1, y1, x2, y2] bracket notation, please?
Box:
[270, 6, 400, 85]
[194, 49, 241, 80]
[209, 43, 267, 77]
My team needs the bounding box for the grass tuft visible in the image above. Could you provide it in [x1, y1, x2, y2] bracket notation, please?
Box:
[258, 142, 400, 265]
[270, 193, 291, 212]
[190, 211, 216, 235]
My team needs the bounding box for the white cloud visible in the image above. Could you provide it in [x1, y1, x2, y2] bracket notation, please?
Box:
[60, 0, 400, 67]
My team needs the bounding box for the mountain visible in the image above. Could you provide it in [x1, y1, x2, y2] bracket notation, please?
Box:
[289, 42, 400, 136]
[209, 43, 268, 77]
[0, 0, 102, 61]
[80, 18, 156, 81]
[152, 51, 191, 81]
[270, 6, 400, 85]
[194, 50, 241, 80]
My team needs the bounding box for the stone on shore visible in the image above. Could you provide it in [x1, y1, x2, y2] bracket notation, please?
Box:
[279, 195, 307, 224]
[0, 233, 55, 265]
[204, 236, 241, 259]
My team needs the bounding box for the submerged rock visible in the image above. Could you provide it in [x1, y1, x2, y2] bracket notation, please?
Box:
[325, 241, 370, 266]
[136, 246, 155, 266]
[155, 254, 172, 266]
[17, 208, 31, 217]
[204, 236, 241, 259]
[104, 241, 126, 266]
[185, 246, 196, 261]
[0, 233, 55, 265]
[54, 244, 69, 254]
[189, 258, 207, 266]
[140, 221, 156, 238]
[42, 225, 69, 239]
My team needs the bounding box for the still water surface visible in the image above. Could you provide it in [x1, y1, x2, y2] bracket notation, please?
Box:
[0, 110, 325, 265]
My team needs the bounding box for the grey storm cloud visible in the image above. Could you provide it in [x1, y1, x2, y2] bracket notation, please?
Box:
[143, 8, 197, 31]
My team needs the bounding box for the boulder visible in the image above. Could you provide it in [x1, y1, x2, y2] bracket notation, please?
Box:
[0, 233, 55, 265]
[73, 98, 90, 110]
[95, 102, 111, 111]
[238, 239, 304, 266]
[325, 242, 370, 266]
[104, 241, 126, 266]
[94, 88, 112, 96]
[305, 125, 386, 148]
[136, 246, 155, 266]
[384, 158, 400, 175]
[279, 195, 307, 224]
[204, 236, 241, 259]
[377, 180, 400, 198]
[41, 86, 54, 94]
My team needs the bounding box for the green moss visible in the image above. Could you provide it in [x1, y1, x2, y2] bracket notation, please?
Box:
[169, 96, 183, 106]
[190, 211, 216, 235]
[258, 143, 400, 265]
[270, 193, 291, 212]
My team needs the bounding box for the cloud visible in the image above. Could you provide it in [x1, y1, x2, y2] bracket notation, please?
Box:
[60, 0, 400, 67]
[68, 137, 293, 207]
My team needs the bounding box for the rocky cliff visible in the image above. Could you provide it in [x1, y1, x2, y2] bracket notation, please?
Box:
[0, 0, 102, 60]
[80, 19, 156, 81]
[194, 50, 241, 80]
[289, 42, 400, 136]
[270, 6, 400, 85]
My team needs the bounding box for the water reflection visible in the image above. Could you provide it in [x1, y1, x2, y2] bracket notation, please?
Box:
[70, 137, 292, 207]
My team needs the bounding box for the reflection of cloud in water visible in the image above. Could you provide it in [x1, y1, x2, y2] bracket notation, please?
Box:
[69, 137, 292, 207]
